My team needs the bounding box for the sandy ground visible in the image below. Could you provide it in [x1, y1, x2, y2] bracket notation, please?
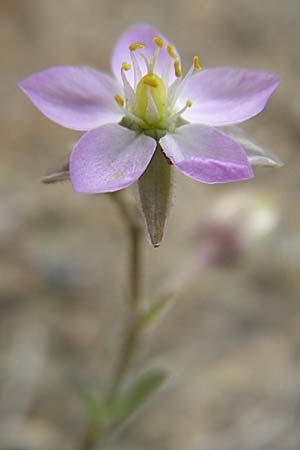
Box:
[1, 0, 300, 449]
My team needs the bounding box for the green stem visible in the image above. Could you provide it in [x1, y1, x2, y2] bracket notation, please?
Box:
[79, 192, 143, 450]
[106, 223, 141, 402]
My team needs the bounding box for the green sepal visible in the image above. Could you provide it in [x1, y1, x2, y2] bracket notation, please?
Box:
[138, 144, 172, 247]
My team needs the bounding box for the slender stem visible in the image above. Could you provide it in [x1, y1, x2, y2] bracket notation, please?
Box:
[79, 192, 143, 450]
[109, 193, 142, 315]
[130, 224, 141, 311]
[106, 222, 141, 402]
[80, 424, 101, 450]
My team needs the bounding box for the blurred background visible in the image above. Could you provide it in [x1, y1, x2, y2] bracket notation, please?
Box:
[1, 0, 300, 449]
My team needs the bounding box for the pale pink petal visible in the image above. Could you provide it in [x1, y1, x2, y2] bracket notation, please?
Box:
[178, 67, 280, 126]
[19, 66, 123, 130]
[160, 124, 253, 183]
[111, 23, 180, 86]
[69, 124, 156, 193]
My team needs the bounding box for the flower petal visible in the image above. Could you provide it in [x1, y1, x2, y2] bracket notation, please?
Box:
[111, 23, 180, 86]
[19, 66, 123, 130]
[160, 124, 253, 183]
[178, 67, 280, 126]
[221, 126, 283, 167]
[69, 124, 156, 193]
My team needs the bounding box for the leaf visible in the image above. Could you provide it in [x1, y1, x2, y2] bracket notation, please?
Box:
[141, 293, 174, 329]
[81, 390, 108, 424]
[110, 369, 168, 424]
[138, 144, 172, 247]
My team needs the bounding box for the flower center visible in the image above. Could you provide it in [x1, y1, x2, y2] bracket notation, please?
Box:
[136, 74, 166, 124]
[114, 36, 202, 132]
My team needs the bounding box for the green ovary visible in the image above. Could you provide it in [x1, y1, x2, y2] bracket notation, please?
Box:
[136, 74, 167, 125]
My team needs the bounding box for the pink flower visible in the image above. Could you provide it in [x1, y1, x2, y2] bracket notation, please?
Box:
[19, 23, 280, 193]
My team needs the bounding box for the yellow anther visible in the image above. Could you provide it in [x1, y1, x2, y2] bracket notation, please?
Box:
[143, 76, 159, 87]
[167, 43, 177, 59]
[121, 62, 131, 70]
[186, 99, 192, 107]
[129, 42, 145, 51]
[174, 60, 182, 77]
[193, 56, 202, 70]
[114, 94, 124, 107]
[153, 36, 164, 48]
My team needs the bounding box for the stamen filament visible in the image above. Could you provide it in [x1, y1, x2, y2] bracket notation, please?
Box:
[168, 62, 195, 109]
[163, 99, 192, 127]
[162, 56, 172, 86]
[130, 51, 143, 88]
[174, 99, 193, 116]
[121, 68, 136, 110]
[147, 36, 164, 74]
[167, 77, 181, 108]
[149, 47, 160, 73]
[139, 53, 150, 72]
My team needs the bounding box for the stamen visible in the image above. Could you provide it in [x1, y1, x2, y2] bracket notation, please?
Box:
[174, 60, 182, 77]
[167, 43, 177, 59]
[130, 52, 143, 88]
[153, 36, 164, 48]
[129, 42, 145, 51]
[121, 67, 136, 110]
[143, 76, 158, 88]
[114, 94, 124, 107]
[121, 62, 131, 70]
[167, 61, 195, 110]
[193, 56, 202, 70]
[163, 99, 192, 128]
[162, 57, 172, 86]
[139, 53, 150, 72]
[149, 38, 162, 73]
